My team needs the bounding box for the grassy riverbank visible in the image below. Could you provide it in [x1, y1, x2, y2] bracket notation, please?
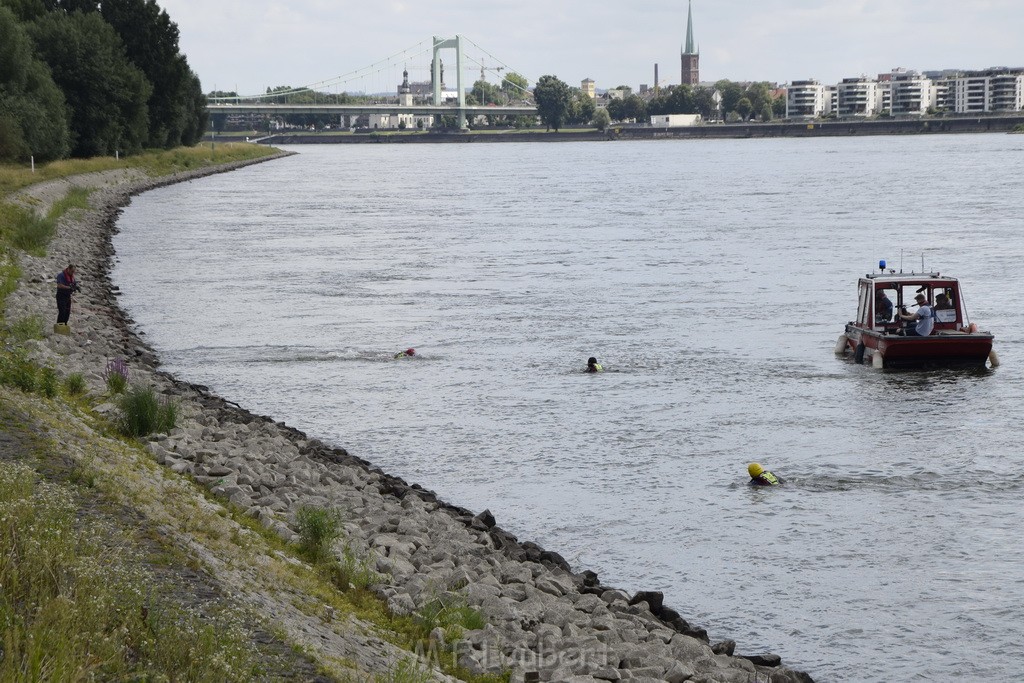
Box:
[0, 145, 504, 682]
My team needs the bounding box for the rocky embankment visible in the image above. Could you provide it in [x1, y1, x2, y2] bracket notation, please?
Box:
[6, 156, 815, 683]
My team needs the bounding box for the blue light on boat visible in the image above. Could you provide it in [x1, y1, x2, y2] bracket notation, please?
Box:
[879, 259, 887, 271]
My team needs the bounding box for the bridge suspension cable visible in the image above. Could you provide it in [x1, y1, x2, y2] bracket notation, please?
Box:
[210, 39, 436, 102]
[209, 35, 532, 102]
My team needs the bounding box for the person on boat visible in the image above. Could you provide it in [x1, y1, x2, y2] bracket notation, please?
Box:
[875, 289, 894, 323]
[394, 348, 416, 359]
[898, 293, 934, 336]
[935, 293, 954, 310]
[748, 463, 781, 486]
[586, 357, 603, 373]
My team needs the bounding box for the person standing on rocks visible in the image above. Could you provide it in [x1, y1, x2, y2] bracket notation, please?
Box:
[54, 263, 79, 329]
[748, 462, 781, 486]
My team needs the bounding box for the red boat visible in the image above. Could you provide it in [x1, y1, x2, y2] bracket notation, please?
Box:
[836, 264, 997, 369]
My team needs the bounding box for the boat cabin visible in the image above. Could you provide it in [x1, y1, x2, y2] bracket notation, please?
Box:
[855, 273, 967, 334]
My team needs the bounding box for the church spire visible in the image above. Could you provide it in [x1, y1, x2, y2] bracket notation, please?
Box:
[683, 0, 696, 55]
[680, 1, 700, 85]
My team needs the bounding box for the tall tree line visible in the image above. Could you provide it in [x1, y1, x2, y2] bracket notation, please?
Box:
[0, 0, 207, 162]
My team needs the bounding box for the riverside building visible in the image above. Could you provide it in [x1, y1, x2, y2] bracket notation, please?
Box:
[787, 67, 1024, 119]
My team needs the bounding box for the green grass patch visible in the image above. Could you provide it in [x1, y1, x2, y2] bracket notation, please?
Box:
[63, 372, 86, 396]
[115, 384, 178, 437]
[0, 143, 278, 197]
[0, 462, 259, 682]
[6, 314, 45, 342]
[296, 505, 343, 564]
[0, 347, 38, 393]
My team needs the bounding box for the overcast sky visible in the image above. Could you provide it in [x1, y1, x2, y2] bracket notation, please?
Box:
[156, 0, 1022, 95]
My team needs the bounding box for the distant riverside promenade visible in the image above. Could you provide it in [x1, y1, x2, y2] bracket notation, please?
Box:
[213, 114, 1024, 145]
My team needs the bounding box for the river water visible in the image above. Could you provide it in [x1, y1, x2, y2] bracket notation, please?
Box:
[112, 136, 1024, 682]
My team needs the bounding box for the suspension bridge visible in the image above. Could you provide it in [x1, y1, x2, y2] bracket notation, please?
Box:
[206, 35, 537, 129]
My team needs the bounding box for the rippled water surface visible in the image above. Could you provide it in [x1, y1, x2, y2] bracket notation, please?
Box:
[112, 136, 1024, 681]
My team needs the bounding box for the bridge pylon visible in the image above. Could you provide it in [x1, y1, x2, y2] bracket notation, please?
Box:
[432, 35, 468, 129]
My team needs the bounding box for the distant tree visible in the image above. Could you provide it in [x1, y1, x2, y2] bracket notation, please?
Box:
[715, 80, 744, 116]
[622, 94, 647, 122]
[692, 87, 717, 120]
[567, 89, 595, 125]
[606, 98, 626, 122]
[592, 107, 610, 131]
[759, 103, 772, 122]
[1, 0, 47, 21]
[100, 0, 206, 147]
[470, 79, 503, 106]
[648, 84, 694, 116]
[533, 75, 572, 131]
[0, 6, 69, 161]
[501, 71, 529, 98]
[772, 93, 787, 119]
[29, 10, 150, 156]
[735, 97, 753, 120]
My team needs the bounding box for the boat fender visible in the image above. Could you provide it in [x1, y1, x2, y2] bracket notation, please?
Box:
[872, 350, 884, 369]
[834, 334, 849, 355]
[988, 350, 1000, 368]
[854, 342, 866, 364]
[963, 322, 978, 334]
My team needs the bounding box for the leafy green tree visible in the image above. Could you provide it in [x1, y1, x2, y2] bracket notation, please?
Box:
[29, 10, 150, 156]
[760, 103, 772, 122]
[606, 97, 625, 122]
[501, 71, 529, 99]
[648, 84, 694, 116]
[567, 89, 595, 125]
[622, 94, 647, 122]
[715, 79, 744, 116]
[470, 79, 503, 106]
[735, 97, 753, 120]
[772, 93, 787, 119]
[533, 75, 571, 131]
[0, 5, 69, 161]
[692, 87, 717, 120]
[100, 0, 206, 147]
[592, 107, 610, 131]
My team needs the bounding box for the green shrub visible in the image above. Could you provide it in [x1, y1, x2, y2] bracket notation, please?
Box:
[104, 356, 129, 394]
[8, 314, 44, 342]
[115, 385, 178, 437]
[9, 206, 53, 254]
[327, 543, 382, 591]
[63, 372, 86, 396]
[416, 593, 487, 641]
[37, 365, 58, 398]
[0, 348, 36, 392]
[376, 658, 433, 683]
[295, 505, 343, 564]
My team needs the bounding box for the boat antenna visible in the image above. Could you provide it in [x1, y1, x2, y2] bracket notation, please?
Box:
[900, 249, 904, 273]
[921, 252, 925, 273]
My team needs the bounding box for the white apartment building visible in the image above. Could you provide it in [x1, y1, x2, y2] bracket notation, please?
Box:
[954, 74, 990, 113]
[953, 68, 1024, 113]
[990, 72, 1024, 111]
[837, 78, 878, 117]
[890, 72, 935, 115]
[786, 80, 831, 118]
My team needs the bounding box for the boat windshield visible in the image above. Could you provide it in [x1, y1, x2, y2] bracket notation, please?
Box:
[860, 280, 963, 330]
